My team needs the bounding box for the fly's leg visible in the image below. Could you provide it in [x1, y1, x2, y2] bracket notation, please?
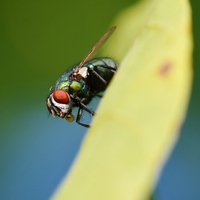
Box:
[75, 96, 95, 116]
[91, 70, 107, 85]
[87, 67, 107, 94]
[76, 107, 90, 128]
[79, 101, 95, 116]
[89, 65, 117, 86]
[76, 106, 95, 128]
[75, 97, 95, 128]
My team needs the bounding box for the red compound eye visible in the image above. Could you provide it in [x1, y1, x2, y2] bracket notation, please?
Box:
[53, 90, 70, 104]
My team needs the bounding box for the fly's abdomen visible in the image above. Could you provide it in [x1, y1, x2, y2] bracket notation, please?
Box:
[86, 57, 118, 92]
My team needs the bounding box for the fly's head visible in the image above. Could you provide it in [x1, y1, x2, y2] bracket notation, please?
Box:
[46, 90, 75, 122]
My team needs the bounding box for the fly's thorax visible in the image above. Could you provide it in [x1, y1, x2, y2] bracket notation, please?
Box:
[57, 81, 70, 92]
[69, 81, 83, 93]
[57, 80, 89, 98]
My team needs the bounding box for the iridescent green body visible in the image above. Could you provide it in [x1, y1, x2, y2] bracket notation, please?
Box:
[50, 57, 118, 106]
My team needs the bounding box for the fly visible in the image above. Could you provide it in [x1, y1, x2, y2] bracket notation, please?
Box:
[46, 26, 118, 128]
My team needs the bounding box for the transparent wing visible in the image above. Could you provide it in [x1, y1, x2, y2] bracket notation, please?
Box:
[77, 26, 116, 70]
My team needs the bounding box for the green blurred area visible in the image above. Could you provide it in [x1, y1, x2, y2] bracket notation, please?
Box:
[0, 0, 131, 97]
[0, 0, 132, 136]
[0, 0, 200, 199]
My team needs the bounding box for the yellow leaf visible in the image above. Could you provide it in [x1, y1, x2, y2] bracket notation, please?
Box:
[52, 0, 193, 199]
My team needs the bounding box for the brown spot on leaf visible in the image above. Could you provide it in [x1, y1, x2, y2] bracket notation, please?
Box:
[159, 61, 173, 76]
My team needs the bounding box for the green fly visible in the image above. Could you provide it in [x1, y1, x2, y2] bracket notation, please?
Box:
[46, 26, 118, 128]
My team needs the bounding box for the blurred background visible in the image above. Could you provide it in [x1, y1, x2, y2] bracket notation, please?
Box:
[0, 0, 199, 199]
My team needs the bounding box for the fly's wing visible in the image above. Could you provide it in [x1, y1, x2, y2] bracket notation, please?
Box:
[77, 26, 116, 71]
